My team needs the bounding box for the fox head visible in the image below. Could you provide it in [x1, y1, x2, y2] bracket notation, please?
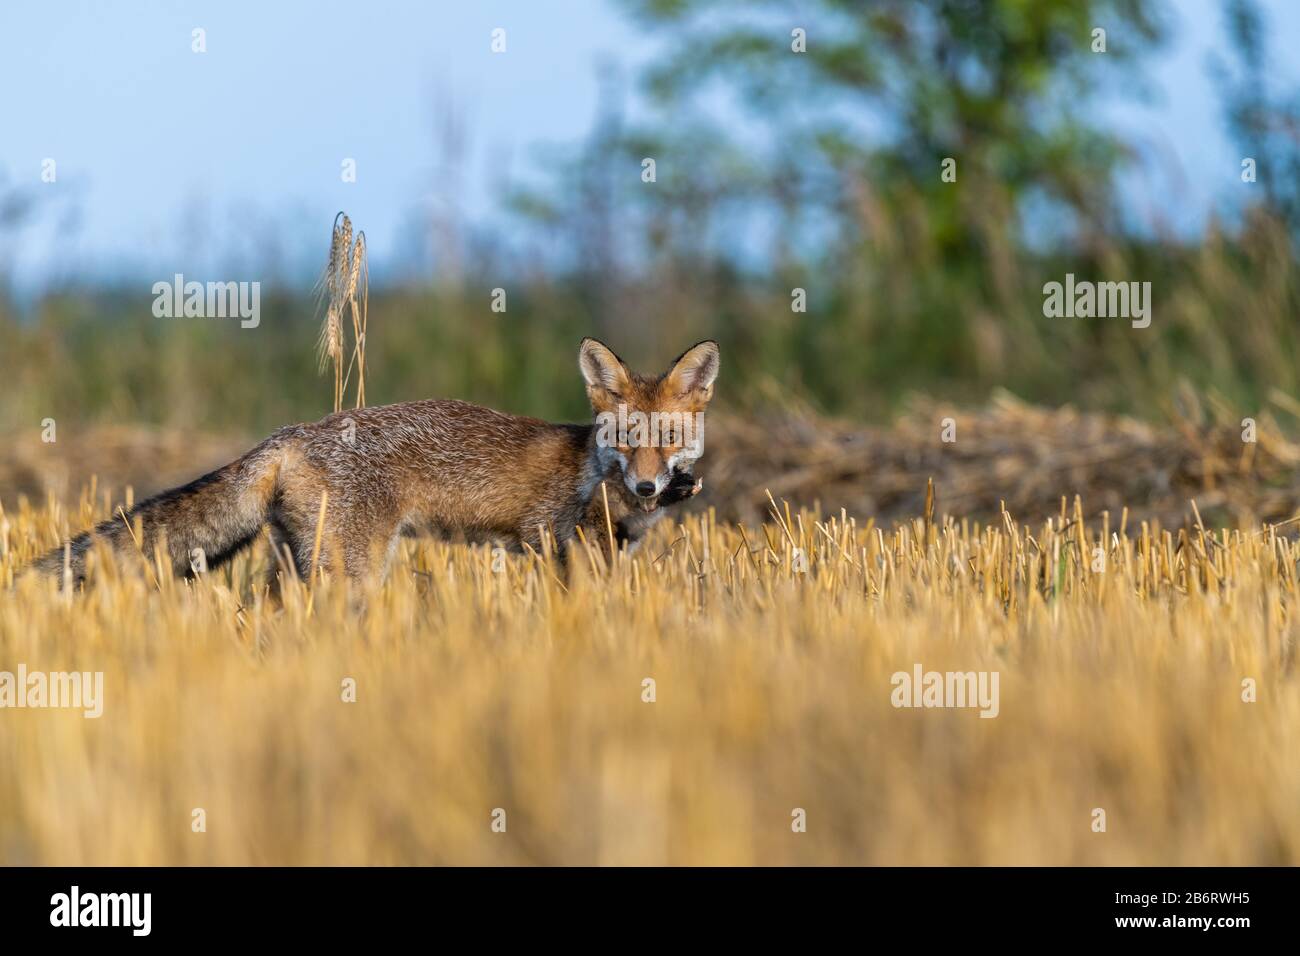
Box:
[580, 337, 720, 508]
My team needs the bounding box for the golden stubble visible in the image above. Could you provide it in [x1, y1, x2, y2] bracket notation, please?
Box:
[1, 492, 1297, 865]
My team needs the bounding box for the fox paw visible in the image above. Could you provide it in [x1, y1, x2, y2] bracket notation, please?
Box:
[658, 471, 703, 506]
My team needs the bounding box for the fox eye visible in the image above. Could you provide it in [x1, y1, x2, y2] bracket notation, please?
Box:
[662, 426, 676, 444]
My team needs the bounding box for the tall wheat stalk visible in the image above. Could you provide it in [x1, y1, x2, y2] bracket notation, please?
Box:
[318, 212, 370, 413]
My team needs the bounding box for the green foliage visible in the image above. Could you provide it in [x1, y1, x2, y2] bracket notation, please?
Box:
[619, 0, 1165, 247]
[2, 215, 1296, 434]
[0, 288, 598, 433]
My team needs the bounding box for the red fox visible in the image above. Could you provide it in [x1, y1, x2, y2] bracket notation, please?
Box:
[30, 338, 718, 586]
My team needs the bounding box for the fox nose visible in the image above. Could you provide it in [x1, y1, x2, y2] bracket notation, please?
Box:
[635, 481, 657, 498]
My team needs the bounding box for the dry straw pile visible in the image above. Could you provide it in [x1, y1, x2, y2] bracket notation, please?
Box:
[7, 393, 1300, 536]
[707, 389, 1300, 529]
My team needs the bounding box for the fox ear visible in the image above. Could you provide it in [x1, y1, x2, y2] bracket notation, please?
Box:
[663, 340, 720, 403]
[579, 337, 632, 402]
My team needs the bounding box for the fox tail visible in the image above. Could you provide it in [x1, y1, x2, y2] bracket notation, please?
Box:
[28, 434, 287, 587]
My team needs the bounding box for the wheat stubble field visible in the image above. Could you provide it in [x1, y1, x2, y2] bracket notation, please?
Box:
[2, 488, 1297, 866]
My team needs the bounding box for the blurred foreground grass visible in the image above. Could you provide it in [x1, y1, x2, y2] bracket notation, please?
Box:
[2, 497, 1296, 865]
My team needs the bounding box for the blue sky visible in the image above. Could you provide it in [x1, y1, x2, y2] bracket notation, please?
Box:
[0, 0, 1296, 295]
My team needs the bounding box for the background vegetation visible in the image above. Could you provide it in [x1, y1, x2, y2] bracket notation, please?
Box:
[1, 0, 1297, 435]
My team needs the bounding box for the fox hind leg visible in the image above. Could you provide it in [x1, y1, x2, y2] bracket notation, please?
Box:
[340, 516, 408, 582]
[264, 518, 309, 581]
